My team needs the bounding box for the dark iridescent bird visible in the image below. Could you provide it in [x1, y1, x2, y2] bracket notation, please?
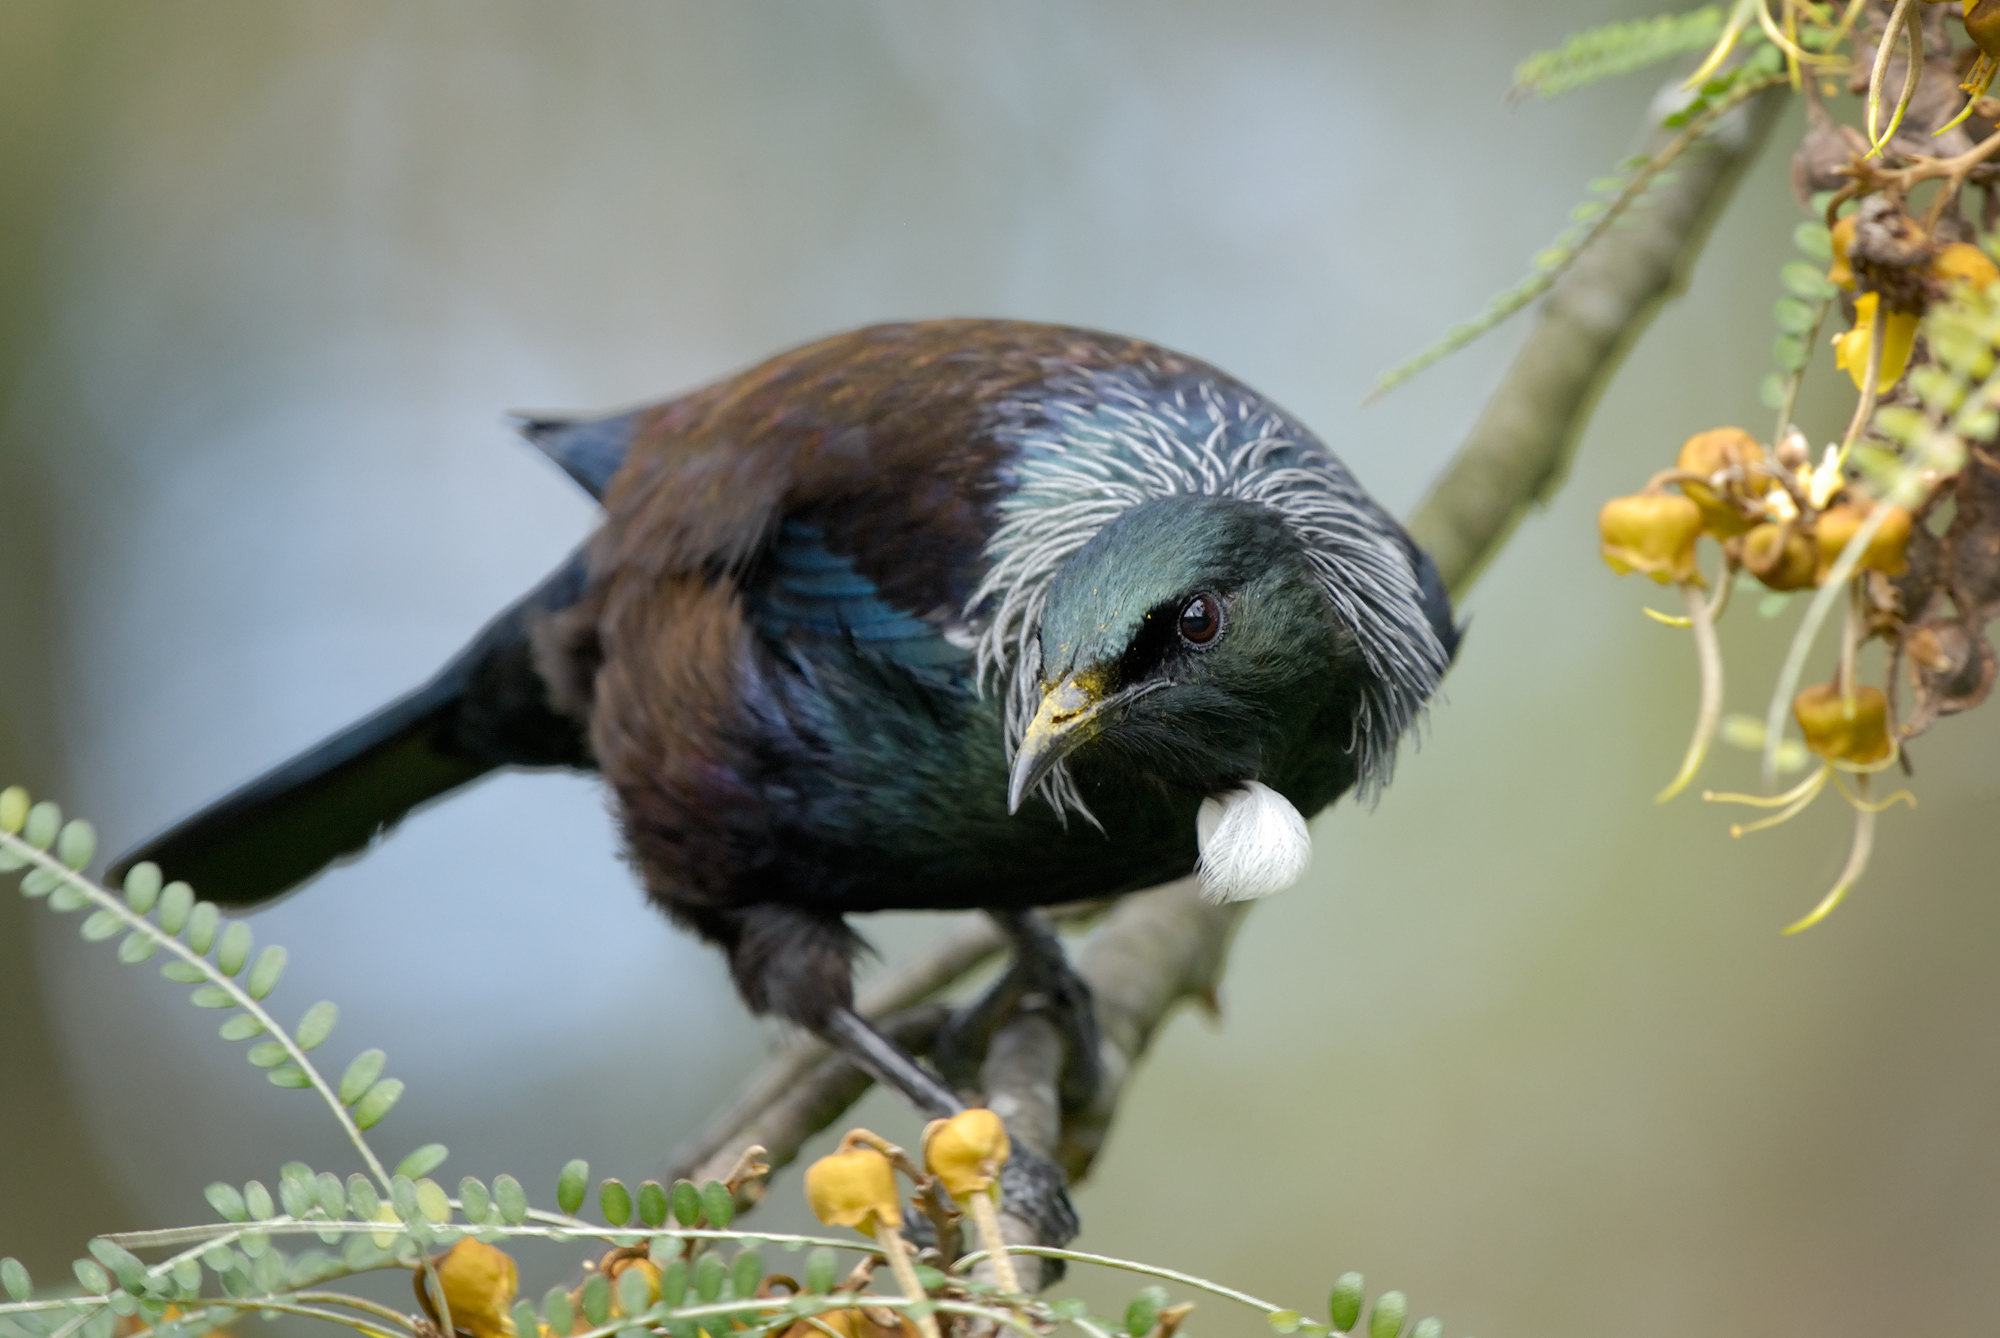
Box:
[112, 320, 1457, 1241]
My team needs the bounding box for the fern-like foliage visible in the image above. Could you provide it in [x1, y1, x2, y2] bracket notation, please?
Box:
[1511, 5, 1729, 100]
[0, 784, 1468, 1338]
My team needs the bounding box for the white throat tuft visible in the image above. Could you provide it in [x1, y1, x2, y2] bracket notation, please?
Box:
[1194, 781, 1312, 903]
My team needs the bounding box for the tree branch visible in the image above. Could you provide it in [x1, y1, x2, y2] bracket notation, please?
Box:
[674, 84, 1790, 1283]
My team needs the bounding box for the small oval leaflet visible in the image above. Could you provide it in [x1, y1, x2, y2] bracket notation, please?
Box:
[1267, 1310, 1302, 1335]
[57, 819, 96, 870]
[216, 922, 253, 976]
[80, 910, 123, 942]
[185, 902, 220, 954]
[246, 946, 286, 1000]
[544, 1286, 574, 1336]
[247, 1042, 289, 1069]
[493, 1174, 529, 1225]
[804, 1248, 835, 1295]
[317, 1171, 348, 1217]
[158, 882, 194, 934]
[693, 1251, 724, 1304]
[47, 880, 89, 911]
[616, 1265, 650, 1319]
[296, 1001, 338, 1051]
[243, 1181, 274, 1221]
[0, 786, 28, 834]
[699, 1180, 735, 1228]
[120, 861, 162, 913]
[268, 1066, 312, 1089]
[1328, 1274, 1365, 1332]
[23, 801, 60, 850]
[636, 1180, 668, 1229]
[580, 1273, 612, 1328]
[731, 1249, 763, 1299]
[511, 1303, 539, 1338]
[220, 1014, 266, 1042]
[118, 931, 160, 964]
[557, 1160, 590, 1216]
[0, 1256, 29, 1301]
[397, 1144, 449, 1182]
[600, 1178, 632, 1227]
[353, 1078, 404, 1129]
[189, 987, 235, 1010]
[1410, 1320, 1442, 1338]
[338, 1049, 387, 1105]
[670, 1180, 701, 1228]
[20, 867, 58, 898]
[71, 1258, 110, 1295]
[413, 1178, 452, 1225]
[347, 1175, 382, 1221]
[1368, 1291, 1409, 1338]
[205, 1183, 248, 1223]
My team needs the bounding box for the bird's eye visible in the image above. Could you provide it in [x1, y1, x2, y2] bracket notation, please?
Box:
[1177, 593, 1223, 647]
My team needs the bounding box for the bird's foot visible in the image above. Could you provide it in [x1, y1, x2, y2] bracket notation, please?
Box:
[934, 909, 1103, 1118]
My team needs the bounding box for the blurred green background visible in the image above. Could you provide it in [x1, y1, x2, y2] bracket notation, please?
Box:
[4, 4, 1998, 1337]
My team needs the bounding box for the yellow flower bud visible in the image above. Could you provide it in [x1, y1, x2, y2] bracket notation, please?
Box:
[1812, 502, 1913, 581]
[1740, 523, 1820, 591]
[1793, 684, 1894, 765]
[804, 1146, 902, 1237]
[1834, 292, 1919, 391]
[922, 1108, 1011, 1199]
[1676, 427, 1769, 536]
[1827, 214, 1856, 290]
[1599, 493, 1704, 585]
[1932, 241, 2000, 291]
[417, 1238, 520, 1338]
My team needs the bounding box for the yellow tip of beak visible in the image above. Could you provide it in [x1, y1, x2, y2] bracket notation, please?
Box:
[1006, 673, 1108, 814]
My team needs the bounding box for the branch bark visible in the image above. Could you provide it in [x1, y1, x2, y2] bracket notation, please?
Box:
[674, 85, 1790, 1286]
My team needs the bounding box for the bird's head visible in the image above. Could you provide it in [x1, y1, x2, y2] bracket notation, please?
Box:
[1006, 493, 1382, 900]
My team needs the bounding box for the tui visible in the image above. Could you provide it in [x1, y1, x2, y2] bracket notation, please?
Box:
[112, 320, 1457, 1245]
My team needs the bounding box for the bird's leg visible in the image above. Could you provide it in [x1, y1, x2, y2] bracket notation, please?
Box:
[822, 1005, 963, 1119]
[935, 909, 1103, 1117]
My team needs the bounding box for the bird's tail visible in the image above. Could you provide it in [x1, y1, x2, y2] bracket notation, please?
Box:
[109, 553, 594, 907]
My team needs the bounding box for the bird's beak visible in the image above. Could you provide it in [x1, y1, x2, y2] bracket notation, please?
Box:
[1007, 671, 1112, 814]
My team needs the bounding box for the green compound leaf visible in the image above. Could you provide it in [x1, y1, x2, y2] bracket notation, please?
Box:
[220, 1014, 266, 1042]
[339, 1049, 386, 1105]
[397, 1145, 450, 1182]
[80, 910, 123, 942]
[296, 1001, 338, 1051]
[268, 1066, 312, 1089]
[1368, 1292, 1408, 1338]
[352, 1078, 404, 1129]
[599, 1179, 632, 1227]
[189, 987, 235, 1010]
[247, 1042, 290, 1069]
[1, 1256, 29, 1301]
[118, 931, 160, 964]
[699, 1180, 735, 1228]
[185, 902, 220, 955]
[556, 1160, 590, 1216]
[216, 922, 252, 976]
[1328, 1274, 1364, 1333]
[121, 862, 161, 913]
[0, 787, 28, 835]
[158, 882, 194, 935]
[636, 1180, 668, 1230]
[671, 1180, 701, 1227]
[246, 946, 286, 1000]
[205, 1183, 249, 1223]
[493, 1175, 529, 1226]
[23, 802, 60, 850]
[57, 820, 96, 871]
[1512, 5, 1726, 99]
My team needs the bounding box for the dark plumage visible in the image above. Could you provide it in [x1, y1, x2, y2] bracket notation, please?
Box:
[113, 319, 1456, 1235]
